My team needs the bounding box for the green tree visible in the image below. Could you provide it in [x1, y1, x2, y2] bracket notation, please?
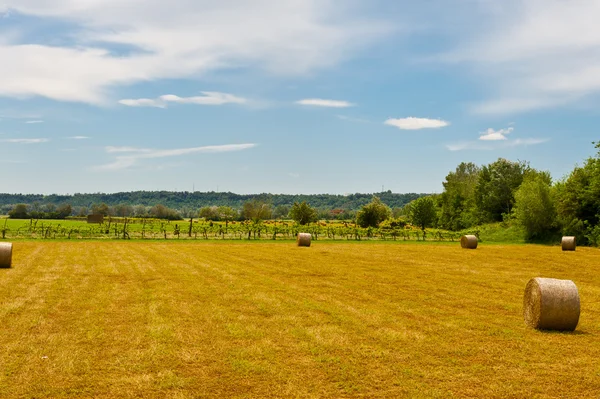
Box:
[8, 204, 29, 219]
[356, 196, 391, 228]
[554, 142, 600, 243]
[242, 199, 272, 222]
[91, 203, 110, 216]
[199, 206, 220, 220]
[289, 201, 318, 225]
[439, 162, 480, 230]
[272, 205, 290, 219]
[474, 158, 529, 222]
[408, 196, 437, 231]
[513, 171, 557, 240]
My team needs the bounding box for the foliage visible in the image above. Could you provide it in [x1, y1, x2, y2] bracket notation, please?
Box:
[356, 196, 391, 228]
[8, 204, 29, 219]
[289, 201, 318, 225]
[242, 199, 272, 222]
[474, 158, 529, 223]
[408, 196, 437, 231]
[438, 162, 480, 230]
[512, 171, 557, 240]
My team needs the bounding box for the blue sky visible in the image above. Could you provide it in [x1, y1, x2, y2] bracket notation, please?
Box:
[0, 0, 598, 195]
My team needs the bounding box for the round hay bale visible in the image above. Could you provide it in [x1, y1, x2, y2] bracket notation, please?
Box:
[561, 236, 576, 251]
[0, 242, 13, 268]
[460, 235, 478, 249]
[523, 277, 580, 331]
[297, 233, 311, 247]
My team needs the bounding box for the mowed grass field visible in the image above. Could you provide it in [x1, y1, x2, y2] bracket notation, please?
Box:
[1, 242, 599, 398]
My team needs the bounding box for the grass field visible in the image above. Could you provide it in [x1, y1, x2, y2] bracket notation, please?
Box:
[1, 241, 599, 398]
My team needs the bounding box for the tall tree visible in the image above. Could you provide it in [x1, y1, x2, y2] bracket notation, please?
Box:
[289, 202, 318, 225]
[356, 196, 391, 228]
[242, 199, 272, 222]
[439, 162, 480, 230]
[409, 196, 437, 231]
[513, 171, 557, 240]
[474, 158, 528, 222]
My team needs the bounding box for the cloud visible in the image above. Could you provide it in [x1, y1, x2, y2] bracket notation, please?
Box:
[384, 117, 449, 130]
[95, 143, 257, 171]
[1, 138, 49, 144]
[25, 120, 43, 124]
[440, 1, 600, 114]
[66, 136, 90, 140]
[479, 127, 513, 141]
[119, 92, 247, 108]
[447, 137, 548, 152]
[288, 172, 300, 178]
[296, 99, 355, 108]
[0, 1, 391, 104]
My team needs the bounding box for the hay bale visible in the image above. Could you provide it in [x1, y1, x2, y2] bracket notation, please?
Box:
[523, 277, 580, 331]
[460, 235, 478, 249]
[0, 242, 13, 268]
[561, 236, 576, 251]
[297, 233, 311, 247]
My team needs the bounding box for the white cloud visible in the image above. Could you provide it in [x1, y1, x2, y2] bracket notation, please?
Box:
[119, 92, 247, 108]
[1, 138, 49, 144]
[479, 127, 513, 141]
[447, 137, 548, 152]
[0, 1, 391, 104]
[25, 120, 43, 124]
[296, 99, 355, 108]
[288, 172, 300, 178]
[95, 143, 257, 171]
[441, 1, 600, 114]
[384, 117, 449, 130]
[118, 98, 165, 108]
[66, 136, 90, 140]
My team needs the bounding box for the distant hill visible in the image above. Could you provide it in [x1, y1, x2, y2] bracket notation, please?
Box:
[0, 191, 425, 212]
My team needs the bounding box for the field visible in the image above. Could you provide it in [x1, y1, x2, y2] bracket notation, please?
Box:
[1, 241, 599, 398]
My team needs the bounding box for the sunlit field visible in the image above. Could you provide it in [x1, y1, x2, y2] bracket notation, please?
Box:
[1, 241, 599, 398]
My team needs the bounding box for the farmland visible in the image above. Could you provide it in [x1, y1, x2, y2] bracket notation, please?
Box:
[0, 217, 490, 242]
[1, 241, 599, 398]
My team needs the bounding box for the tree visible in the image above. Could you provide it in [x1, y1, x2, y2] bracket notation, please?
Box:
[356, 196, 391, 228]
[199, 206, 220, 220]
[272, 205, 290, 219]
[91, 203, 110, 216]
[512, 171, 557, 240]
[438, 162, 480, 230]
[242, 199, 272, 222]
[554, 142, 600, 243]
[289, 201, 318, 225]
[8, 204, 29, 219]
[474, 158, 528, 222]
[409, 196, 437, 231]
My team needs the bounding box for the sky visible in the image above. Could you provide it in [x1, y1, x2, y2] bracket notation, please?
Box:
[0, 0, 599, 195]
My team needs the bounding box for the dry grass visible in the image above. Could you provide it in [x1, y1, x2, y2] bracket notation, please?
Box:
[1, 241, 599, 398]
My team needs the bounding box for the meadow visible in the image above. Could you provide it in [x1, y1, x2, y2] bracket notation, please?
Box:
[1, 241, 598, 398]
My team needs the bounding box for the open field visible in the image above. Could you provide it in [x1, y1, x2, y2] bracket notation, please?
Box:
[1, 241, 599, 398]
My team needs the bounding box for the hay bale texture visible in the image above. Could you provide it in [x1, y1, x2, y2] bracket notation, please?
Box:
[0, 242, 13, 268]
[523, 277, 580, 331]
[561, 236, 576, 251]
[460, 235, 478, 249]
[297, 233, 311, 247]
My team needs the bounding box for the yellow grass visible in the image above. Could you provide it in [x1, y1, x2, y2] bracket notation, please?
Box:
[1, 242, 599, 398]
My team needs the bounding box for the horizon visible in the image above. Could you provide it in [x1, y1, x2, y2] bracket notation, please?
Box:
[1, 1, 599, 194]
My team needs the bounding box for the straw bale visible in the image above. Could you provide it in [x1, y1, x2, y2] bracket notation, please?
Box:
[523, 277, 580, 331]
[297, 233, 311, 247]
[0, 242, 13, 268]
[460, 235, 478, 249]
[561, 236, 576, 251]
